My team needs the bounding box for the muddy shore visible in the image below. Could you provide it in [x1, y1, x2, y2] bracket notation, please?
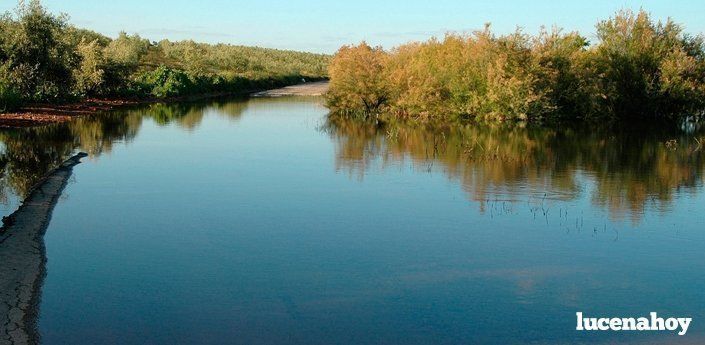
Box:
[0, 99, 146, 128]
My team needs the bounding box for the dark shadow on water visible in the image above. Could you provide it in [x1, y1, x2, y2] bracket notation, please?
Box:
[0, 153, 86, 344]
[0, 99, 253, 209]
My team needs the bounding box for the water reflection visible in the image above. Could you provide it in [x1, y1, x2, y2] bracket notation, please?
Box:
[0, 98, 703, 344]
[3, 103, 704, 223]
[324, 116, 705, 222]
[0, 153, 85, 344]
[0, 99, 256, 211]
[0, 96, 323, 344]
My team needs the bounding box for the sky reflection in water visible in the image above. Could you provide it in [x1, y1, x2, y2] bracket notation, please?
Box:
[0, 97, 703, 344]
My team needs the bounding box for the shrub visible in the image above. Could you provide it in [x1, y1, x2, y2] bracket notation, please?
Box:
[73, 38, 107, 96]
[326, 42, 389, 117]
[136, 66, 196, 98]
[103, 32, 149, 68]
[327, 10, 705, 124]
[0, 80, 21, 112]
[592, 9, 705, 119]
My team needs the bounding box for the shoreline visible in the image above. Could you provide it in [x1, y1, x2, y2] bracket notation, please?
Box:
[0, 81, 329, 128]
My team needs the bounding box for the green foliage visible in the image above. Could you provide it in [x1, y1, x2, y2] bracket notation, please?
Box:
[0, 0, 77, 102]
[591, 10, 705, 118]
[73, 38, 106, 96]
[103, 32, 149, 68]
[0, 0, 329, 111]
[0, 62, 20, 111]
[63, 26, 111, 48]
[137, 66, 196, 98]
[327, 10, 705, 123]
[0, 80, 20, 112]
[157, 40, 330, 79]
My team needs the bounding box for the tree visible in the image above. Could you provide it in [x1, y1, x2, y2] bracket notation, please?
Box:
[103, 32, 149, 68]
[327, 42, 389, 116]
[593, 9, 705, 118]
[73, 38, 106, 96]
[0, 0, 77, 101]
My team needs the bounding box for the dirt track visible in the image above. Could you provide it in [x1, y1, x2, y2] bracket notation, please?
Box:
[251, 81, 329, 97]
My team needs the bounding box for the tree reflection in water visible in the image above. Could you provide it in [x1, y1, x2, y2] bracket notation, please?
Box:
[323, 116, 705, 222]
[0, 98, 703, 343]
[0, 98, 258, 344]
[0, 99, 255, 207]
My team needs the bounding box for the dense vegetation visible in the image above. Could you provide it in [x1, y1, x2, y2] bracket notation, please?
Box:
[327, 10, 705, 123]
[0, 0, 329, 112]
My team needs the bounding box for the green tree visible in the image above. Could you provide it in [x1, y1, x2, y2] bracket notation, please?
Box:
[103, 32, 149, 68]
[73, 38, 106, 96]
[592, 9, 705, 118]
[0, 0, 77, 101]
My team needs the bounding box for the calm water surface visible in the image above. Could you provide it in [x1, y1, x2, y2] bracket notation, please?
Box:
[1, 97, 704, 344]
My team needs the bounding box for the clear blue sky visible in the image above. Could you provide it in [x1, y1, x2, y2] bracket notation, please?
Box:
[2, 0, 703, 53]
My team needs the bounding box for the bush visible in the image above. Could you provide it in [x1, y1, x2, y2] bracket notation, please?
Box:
[326, 42, 389, 117]
[73, 38, 107, 96]
[327, 10, 705, 124]
[591, 10, 705, 119]
[0, 81, 21, 112]
[137, 66, 196, 98]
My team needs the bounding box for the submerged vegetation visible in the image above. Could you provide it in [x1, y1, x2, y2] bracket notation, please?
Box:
[327, 10, 705, 124]
[0, 0, 329, 112]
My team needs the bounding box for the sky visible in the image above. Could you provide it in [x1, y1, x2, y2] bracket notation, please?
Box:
[1, 0, 704, 53]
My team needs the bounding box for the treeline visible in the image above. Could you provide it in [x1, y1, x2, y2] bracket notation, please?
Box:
[0, 0, 329, 112]
[327, 10, 705, 123]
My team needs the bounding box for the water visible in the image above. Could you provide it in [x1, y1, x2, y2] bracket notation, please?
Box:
[1, 97, 704, 344]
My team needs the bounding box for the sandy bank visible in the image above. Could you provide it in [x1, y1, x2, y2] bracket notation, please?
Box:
[251, 81, 329, 97]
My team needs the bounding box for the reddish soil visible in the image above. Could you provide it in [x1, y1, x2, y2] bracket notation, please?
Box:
[0, 98, 143, 128]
